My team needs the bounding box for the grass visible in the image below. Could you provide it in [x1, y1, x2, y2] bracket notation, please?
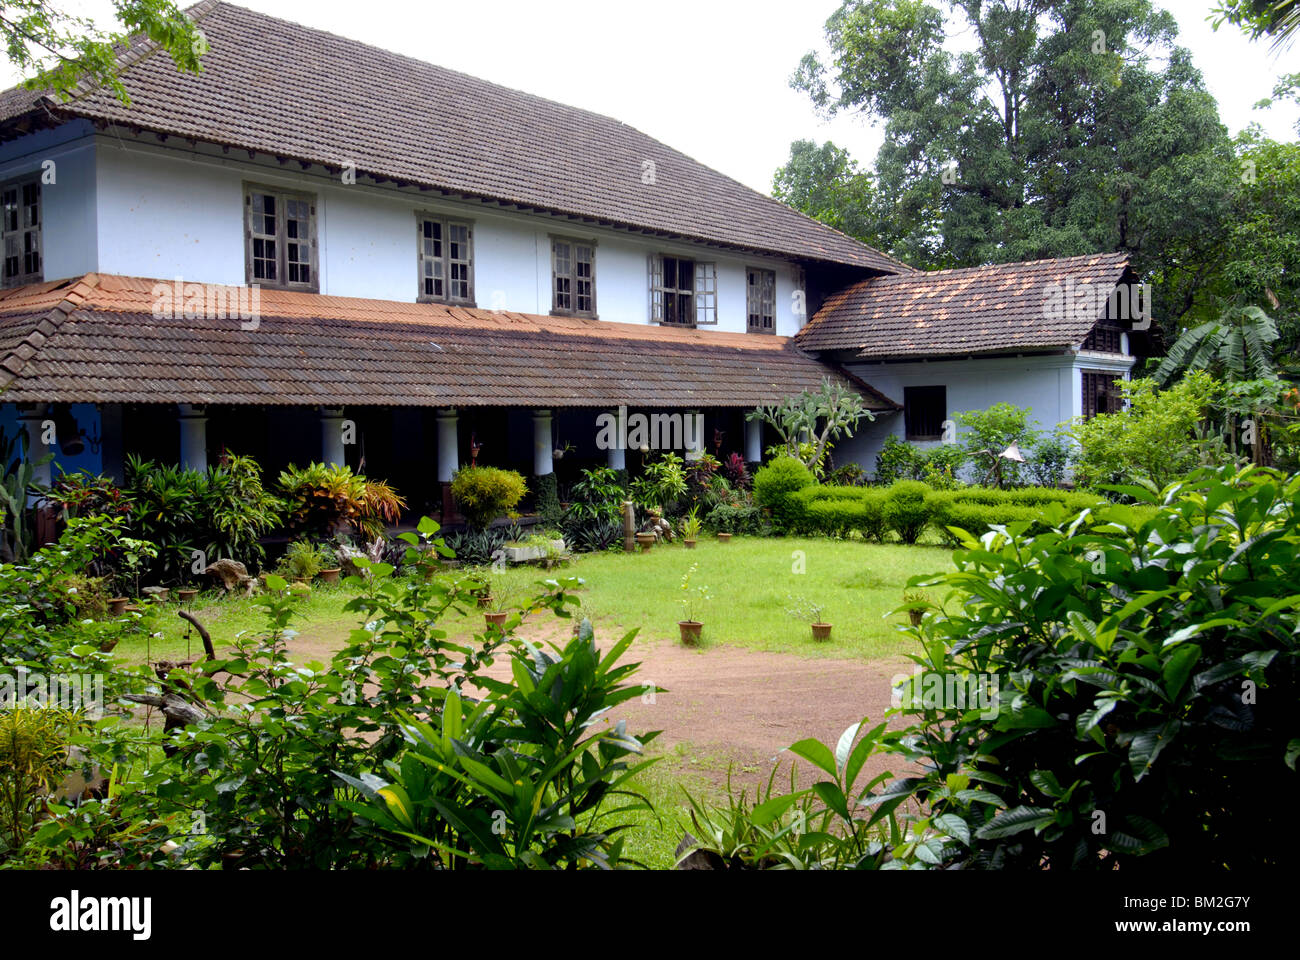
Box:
[131, 536, 952, 665]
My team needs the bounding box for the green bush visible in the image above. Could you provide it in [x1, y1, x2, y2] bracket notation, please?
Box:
[753, 456, 814, 530]
[703, 503, 763, 535]
[882, 480, 932, 544]
[883, 466, 1300, 869]
[789, 486, 887, 541]
[450, 466, 528, 529]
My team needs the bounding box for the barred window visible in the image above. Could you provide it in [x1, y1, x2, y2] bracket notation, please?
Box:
[1082, 370, 1122, 419]
[417, 216, 474, 304]
[1, 179, 41, 288]
[649, 254, 716, 325]
[553, 238, 596, 317]
[746, 267, 776, 333]
[1083, 323, 1123, 354]
[244, 185, 317, 291]
[904, 385, 946, 441]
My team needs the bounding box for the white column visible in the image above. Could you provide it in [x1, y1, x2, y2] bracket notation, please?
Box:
[533, 409, 554, 476]
[16, 404, 52, 489]
[607, 407, 626, 470]
[436, 408, 459, 482]
[320, 406, 346, 467]
[684, 409, 703, 461]
[745, 417, 763, 463]
[178, 404, 208, 472]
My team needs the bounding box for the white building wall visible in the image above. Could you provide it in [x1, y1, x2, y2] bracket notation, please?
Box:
[836, 352, 1135, 476]
[80, 133, 805, 330]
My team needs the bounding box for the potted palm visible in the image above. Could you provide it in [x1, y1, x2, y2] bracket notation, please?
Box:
[680, 508, 701, 549]
[787, 595, 832, 641]
[280, 539, 325, 583]
[677, 562, 711, 646]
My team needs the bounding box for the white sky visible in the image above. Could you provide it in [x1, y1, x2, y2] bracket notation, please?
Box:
[2, 0, 1296, 194]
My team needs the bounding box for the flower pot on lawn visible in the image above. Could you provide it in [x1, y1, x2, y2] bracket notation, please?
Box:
[177, 588, 199, 603]
[484, 611, 510, 631]
[99, 636, 120, 653]
[636, 532, 657, 553]
[108, 597, 129, 617]
[476, 594, 493, 608]
[318, 568, 341, 584]
[716, 532, 732, 543]
[678, 620, 703, 645]
[143, 586, 170, 602]
[811, 622, 833, 642]
[683, 539, 697, 549]
[908, 610, 924, 627]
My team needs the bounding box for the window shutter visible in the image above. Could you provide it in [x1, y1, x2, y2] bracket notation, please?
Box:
[649, 253, 664, 323]
[694, 261, 717, 325]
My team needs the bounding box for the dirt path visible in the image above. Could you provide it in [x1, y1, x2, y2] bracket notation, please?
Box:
[287, 618, 916, 795]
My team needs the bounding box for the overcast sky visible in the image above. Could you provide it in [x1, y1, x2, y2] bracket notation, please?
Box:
[3, 0, 1297, 193]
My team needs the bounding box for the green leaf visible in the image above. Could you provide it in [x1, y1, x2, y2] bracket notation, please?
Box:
[787, 738, 838, 778]
[975, 806, 1057, 839]
[1161, 643, 1201, 700]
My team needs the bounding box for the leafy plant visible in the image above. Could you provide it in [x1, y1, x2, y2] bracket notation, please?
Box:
[784, 594, 827, 625]
[955, 403, 1039, 489]
[752, 456, 815, 530]
[680, 508, 702, 541]
[678, 562, 711, 624]
[629, 452, 687, 514]
[278, 461, 405, 541]
[882, 480, 932, 544]
[450, 466, 528, 530]
[747, 380, 875, 476]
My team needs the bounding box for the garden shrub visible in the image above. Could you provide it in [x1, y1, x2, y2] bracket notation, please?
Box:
[703, 503, 763, 535]
[874, 434, 928, 484]
[788, 485, 887, 541]
[279, 461, 405, 542]
[882, 465, 1300, 869]
[533, 471, 563, 528]
[882, 480, 932, 543]
[450, 466, 528, 529]
[753, 456, 814, 530]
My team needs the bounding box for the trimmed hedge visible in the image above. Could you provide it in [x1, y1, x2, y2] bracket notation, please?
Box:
[753, 456, 814, 530]
[781, 479, 1158, 544]
[703, 503, 764, 535]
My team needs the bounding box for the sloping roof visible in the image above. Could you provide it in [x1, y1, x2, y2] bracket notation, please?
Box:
[0, 1, 907, 275]
[0, 275, 896, 410]
[795, 253, 1132, 359]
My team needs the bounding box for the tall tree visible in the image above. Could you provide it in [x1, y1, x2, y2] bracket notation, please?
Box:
[0, 0, 206, 103]
[1214, 0, 1300, 51]
[778, 0, 1240, 342]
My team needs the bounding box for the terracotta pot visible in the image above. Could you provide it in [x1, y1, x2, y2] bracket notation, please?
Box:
[484, 611, 510, 630]
[716, 532, 732, 542]
[319, 568, 341, 584]
[145, 587, 170, 601]
[811, 622, 833, 641]
[678, 620, 703, 645]
[177, 588, 199, 603]
[476, 594, 493, 609]
[109, 597, 129, 616]
[635, 532, 657, 553]
[124, 604, 142, 614]
[683, 539, 697, 549]
[908, 610, 924, 627]
[99, 636, 120, 653]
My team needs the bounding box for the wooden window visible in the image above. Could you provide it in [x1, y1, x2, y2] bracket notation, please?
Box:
[746, 267, 776, 333]
[1, 178, 41, 288]
[903, 385, 946, 441]
[417, 215, 474, 304]
[552, 238, 596, 317]
[649, 254, 716, 325]
[1082, 370, 1122, 419]
[244, 185, 318, 291]
[1083, 323, 1123, 354]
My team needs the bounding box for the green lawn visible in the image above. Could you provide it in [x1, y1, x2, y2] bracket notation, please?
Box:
[132, 536, 953, 664]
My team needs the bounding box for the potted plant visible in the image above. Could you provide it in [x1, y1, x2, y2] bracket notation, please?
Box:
[902, 589, 930, 627]
[787, 595, 832, 641]
[484, 589, 512, 632]
[318, 539, 343, 583]
[635, 531, 657, 552]
[280, 539, 326, 583]
[288, 580, 312, 602]
[177, 587, 200, 603]
[677, 562, 711, 646]
[680, 508, 701, 549]
[716, 530, 732, 542]
[142, 585, 170, 603]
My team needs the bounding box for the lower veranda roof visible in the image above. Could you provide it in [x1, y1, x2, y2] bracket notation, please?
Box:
[0, 275, 894, 410]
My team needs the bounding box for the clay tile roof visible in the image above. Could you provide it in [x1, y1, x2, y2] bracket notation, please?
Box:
[0, 274, 896, 410]
[795, 253, 1132, 358]
[0, 1, 907, 275]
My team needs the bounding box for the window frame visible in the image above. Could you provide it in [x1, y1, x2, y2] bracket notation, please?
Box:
[1081, 370, 1123, 420]
[745, 266, 777, 334]
[243, 182, 319, 293]
[903, 385, 947, 442]
[550, 235, 597, 318]
[1, 175, 42, 288]
[415, 213, 475, 305]
[649, 253, 717, 326]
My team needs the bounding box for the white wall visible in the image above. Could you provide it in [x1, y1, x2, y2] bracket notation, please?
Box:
[0, 121, 99, 281]
[836, 352, 1135, 476]
[83, 132, 805, 332]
